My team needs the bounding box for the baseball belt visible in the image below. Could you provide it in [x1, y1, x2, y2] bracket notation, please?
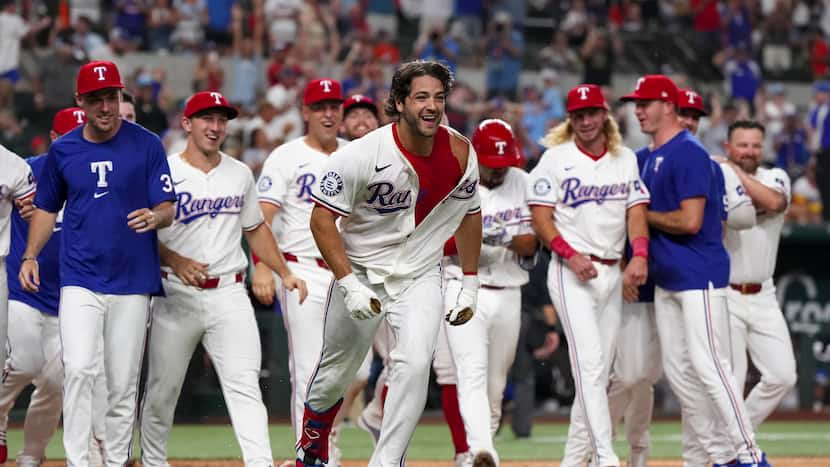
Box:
[729, 282, 763, 295]
[161, 270, 244, 289]
[283, 252, 330, 270]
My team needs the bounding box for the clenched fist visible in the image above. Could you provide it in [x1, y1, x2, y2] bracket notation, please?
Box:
[337, 273, 382, 320]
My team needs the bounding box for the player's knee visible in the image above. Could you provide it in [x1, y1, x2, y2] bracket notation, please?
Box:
[394, 352, 432, 382]
[765, 367, 797, 391]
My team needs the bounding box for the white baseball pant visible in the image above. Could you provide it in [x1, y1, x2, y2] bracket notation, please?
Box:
[727, 280, 797, 428]
[654, 285, 763, 465]
[549, 258, 622, 467]
[359, 321, 394, 431]
[306, 267, 444, 467]
[279, 260, 333, 442]
[444, 281, 521, 465]
[59, 286, 150, 467]
[0, 301, 62, 463]
[606, 302, 662, 467]
[0, 264, 8, 381]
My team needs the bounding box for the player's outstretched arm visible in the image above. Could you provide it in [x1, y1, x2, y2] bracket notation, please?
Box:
[127, 201, 175, 233]
[530, 205, 597, 282]
[19, 208, 58, 292]
[245, 222, 308, 304]
[623, 203, 649, 288]
[646, 197, 705, 235]
[158, 242, 209, 287]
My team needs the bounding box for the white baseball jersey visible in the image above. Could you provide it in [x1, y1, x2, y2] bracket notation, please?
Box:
[720, 162, 757, 230]
[0, 144, 35, 256]
[159, 152, 264, 276]
[527, 141, 649, 259]
[725, 167, 791, 283]
[257, 136, 348, 257]
[444, 167, 532, 288]
[311, 124, 480, 295]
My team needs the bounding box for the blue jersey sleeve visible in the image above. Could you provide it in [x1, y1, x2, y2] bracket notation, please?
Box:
[146, 138, 176, 207]
[710, 161, 728, 221]
[34, 148, 66, 213]
[673, 144, 711, 201]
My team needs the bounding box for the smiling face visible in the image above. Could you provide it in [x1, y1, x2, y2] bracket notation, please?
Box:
[678, 108, 702, 135]
[303, 100, 343, 147]
[569, 107, 607, 148]
[726, 126, 764, 174]
[76, 88, 121, 136]
[396, 75, 446, 138]
[342, 107, 379, 140]
[182, 109, 228, 155]
[634, 99, 671, 135]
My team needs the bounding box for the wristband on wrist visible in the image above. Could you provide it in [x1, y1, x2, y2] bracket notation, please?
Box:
[549, 236, 577, 260]
[21, 256, 37, 263]
[631, 237, 649, 259]
[251, 253, 261, 265]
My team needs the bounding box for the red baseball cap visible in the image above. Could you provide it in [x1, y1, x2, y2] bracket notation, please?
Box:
[678, 88, 708, 116]
[52, 107, 87, 135]
[566, 84, 608, 112]
[76, 60, 124, 95]
[472, 119, 523, 169]
[343, 94, 378, 117]
[184, 91, 239, 119]
[620, 75, 678, 103]
[303, 78, 344, 106]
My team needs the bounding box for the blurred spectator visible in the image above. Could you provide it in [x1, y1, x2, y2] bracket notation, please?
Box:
[204, 0, 235, 49]
[414, 22, 460, 76]
[372, 29, 400, 64]
[761, 1, 793, 76]
[809, 80, 830, 221]
[264, 0, 300, 52]
[484, 11, 523, 100]
[775, 109, 810, 179]
[701, 97, 740, 155]
[721, 46, 762, 105]
[241, 127, 269, 176]
[147, 0, 176, 52]
[452, 0, 484, 59]
[723, 0, 752, 50]
[810, 29, 829, 80]
[538, 31, 581, 74]
[72, 16, 107, 57]
[192, 50, 224, 92]
[789, 158, 823, 224]
[0, 109, 26, 155]
[580, 28, 621, 87]
[762, 83, 796, 144]
[114, 0, 150, 51]
[540, 69, 566, 125]
[266, 43, 299, 87]
[560, 0, 589, 47]
[228, 3, 264, 111]
[520, 85, 551, 161]
[34, 40, 82, 111]
[0, 0, 50, 84]
[135, 78, 169, 135]
[246, 100, 301, 148]
[690, 0, 722, 67]
[172, 0, 208, 51]
[420, 0, 452, 41]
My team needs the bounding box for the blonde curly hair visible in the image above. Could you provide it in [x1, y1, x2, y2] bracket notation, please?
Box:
[540, 113, 623, 155]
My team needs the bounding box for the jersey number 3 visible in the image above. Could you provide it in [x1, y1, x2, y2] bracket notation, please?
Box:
[160, 174, 173, 193]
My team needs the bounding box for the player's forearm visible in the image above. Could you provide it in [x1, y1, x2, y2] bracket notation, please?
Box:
[310, 205, 352, 280]
[647, 197, 705, 235]
[454, 212, 482, 274]
[626, 204, 649, 241]
[244, 223, 291, 278]
[23, 209, 57, 258]
[152, 201, 175, 229]
[509, 233, 538, 257]
[726, 201, 757, 230]
[530, 205, 559, 248]
[733, 168, 787, 213]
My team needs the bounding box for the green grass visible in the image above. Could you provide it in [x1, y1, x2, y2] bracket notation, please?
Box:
[9, 421, 830, 461]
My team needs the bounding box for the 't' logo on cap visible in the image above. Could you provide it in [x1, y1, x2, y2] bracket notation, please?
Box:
[577, 86, 591, 100]
[210, 92, 224, 105]
[495, 141, 507, 154]
[320, 80, 333, 93]
[93, 66, 108, 81]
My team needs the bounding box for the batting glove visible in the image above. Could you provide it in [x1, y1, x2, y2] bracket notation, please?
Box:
[446, 274, 479, 326]
[482, 220, 510, 247]
[337, 273, 382, 320]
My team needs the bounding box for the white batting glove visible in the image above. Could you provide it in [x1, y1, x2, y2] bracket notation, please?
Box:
[482, 220, 509, 247]
[337, 273, 382, 320]
[446, 275, 479, 326]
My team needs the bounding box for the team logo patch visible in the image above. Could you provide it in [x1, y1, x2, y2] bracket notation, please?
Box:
[533, 178, 552, 196]
[320, 171, 344, 197]
[258, 176, 272, 192]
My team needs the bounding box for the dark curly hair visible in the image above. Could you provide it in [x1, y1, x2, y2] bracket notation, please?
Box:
[384, 60, 454, 118]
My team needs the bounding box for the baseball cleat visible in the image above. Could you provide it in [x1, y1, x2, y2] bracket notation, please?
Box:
[0, 430, 7, 464]
[454, 451, 473, 467]
[472, 450, 496, 467]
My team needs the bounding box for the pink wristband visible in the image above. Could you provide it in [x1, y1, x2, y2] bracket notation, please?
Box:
[631, 237, 649, 259]
[550, 236, 577, 260]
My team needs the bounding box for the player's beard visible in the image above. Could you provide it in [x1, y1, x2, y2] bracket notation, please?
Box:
[401, 107, 440, 138]
[736, 155, 760, 174]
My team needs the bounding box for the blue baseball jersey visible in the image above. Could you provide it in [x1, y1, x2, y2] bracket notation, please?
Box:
[35, 121, 176, 295]
[639, 130, 730, 291]
[6, 155, 60, 315]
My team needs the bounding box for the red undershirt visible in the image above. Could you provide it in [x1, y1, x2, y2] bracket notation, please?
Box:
[393, 123, 463, 226]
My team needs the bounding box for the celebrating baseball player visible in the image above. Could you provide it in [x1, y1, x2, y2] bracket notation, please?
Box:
[140, 91, 307, 467]
[722, 120, 797, 427]
[527, 84, 650, 467]
[340, 94, 380, 141]
[0, 108, 82, 466]
[295, 60, 482, 467]
[434, 118, 536, 467]
[255, 77, 349, 463]
[622, 74, 769, 467]
[18, 60, 176, 467]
